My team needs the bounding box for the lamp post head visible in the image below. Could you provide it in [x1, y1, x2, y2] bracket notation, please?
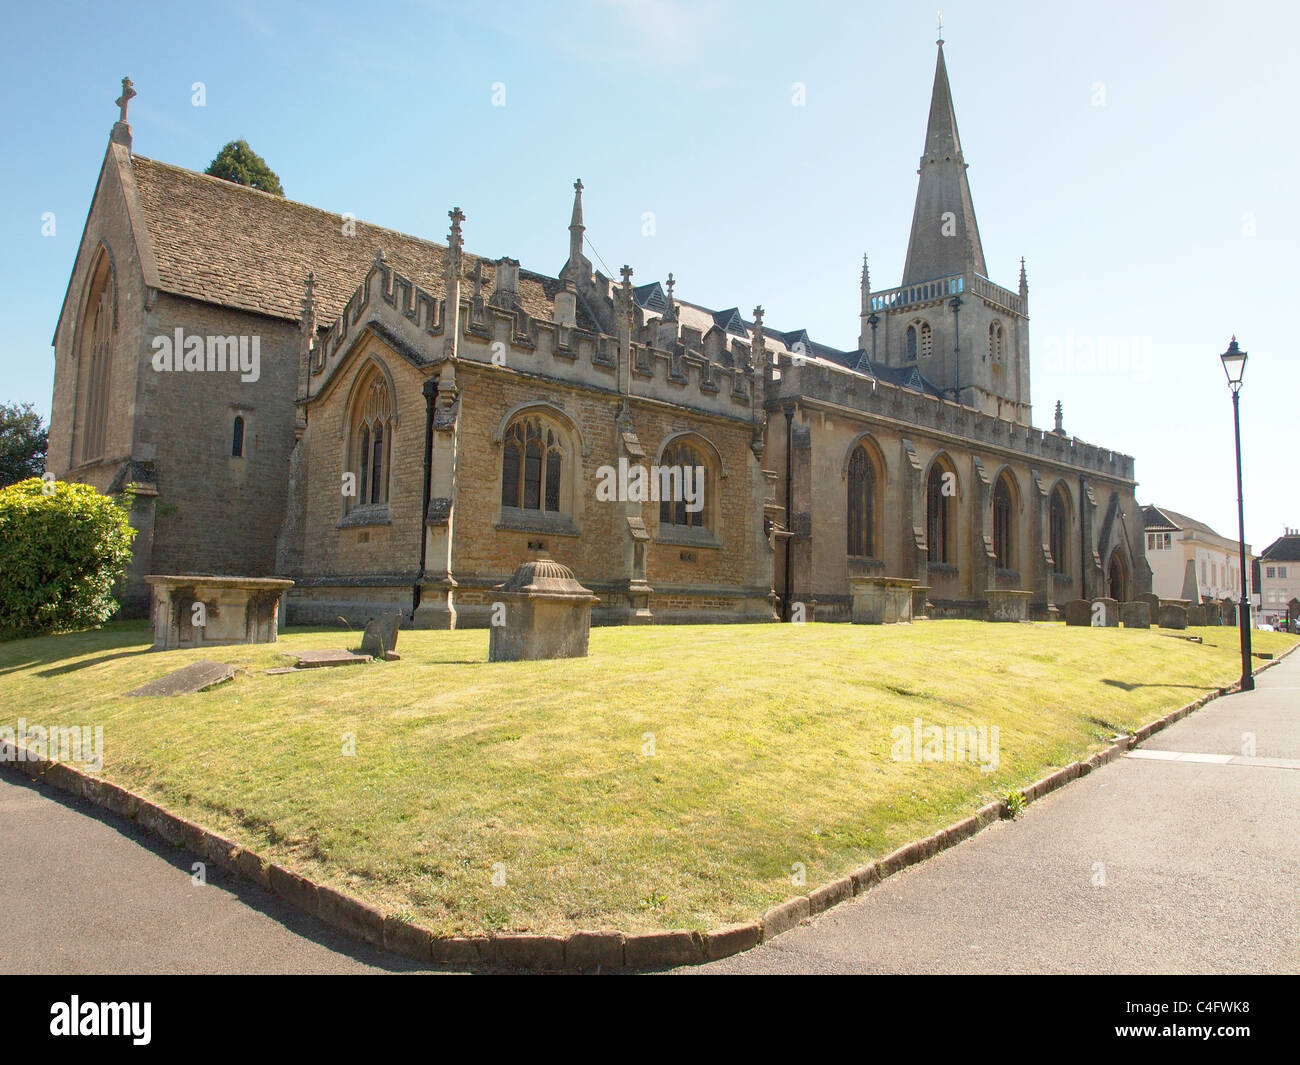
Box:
[1220, 335, 1248, 391]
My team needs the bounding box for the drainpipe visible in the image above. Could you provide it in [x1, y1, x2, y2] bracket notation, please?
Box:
[414, 378, 437, 617]
[783, 404, 795, 621]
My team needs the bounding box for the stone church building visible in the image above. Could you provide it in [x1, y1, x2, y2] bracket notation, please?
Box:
[46, 42, 1150, 627]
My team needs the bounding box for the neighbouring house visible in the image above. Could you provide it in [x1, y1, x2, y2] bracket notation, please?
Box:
[1254, 529, 1300, 628]
[1142, 505, 1251, 605]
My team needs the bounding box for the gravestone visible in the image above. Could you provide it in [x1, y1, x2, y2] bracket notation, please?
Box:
[1135, 593, 1162, 623]
[1158, 604, 1188, 630]
[489, 558, 600, 662]
[1220, 597, 1236, 626]
[1200, 598, 1221, 626]
[986, 588, 1032, 622]
[360, 613, 402, 659]
[1120, 601, 1150, 629]
[128, 660, 235, 697]
[1063, 599, 1092, 626]
[1091, 597, 1119, 627]
[290, 649, 372, 668]
[1186, 605, 1207, 626]
[849, 576, 917, 624]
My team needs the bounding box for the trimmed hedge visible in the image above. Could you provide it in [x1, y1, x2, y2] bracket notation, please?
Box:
[0, 477, 136, 638]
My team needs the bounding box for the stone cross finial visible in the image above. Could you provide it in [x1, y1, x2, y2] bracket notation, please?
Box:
[374, 247, 386, 264]
[752, 305, 764, 328]
[665, 272, 675, 303]
[620, 264, 633, 284]
[116, 76, 136, 123]
[1054, 400, 1063, 432]
[574, 178, 583, 194]
[448, 207, 465, 248]
[470, 259, 484, 300]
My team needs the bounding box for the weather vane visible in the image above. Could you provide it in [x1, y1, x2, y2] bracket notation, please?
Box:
[937, 10, 944, 41]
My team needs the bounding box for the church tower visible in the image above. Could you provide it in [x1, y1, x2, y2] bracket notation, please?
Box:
[861, 36, 1032, 426]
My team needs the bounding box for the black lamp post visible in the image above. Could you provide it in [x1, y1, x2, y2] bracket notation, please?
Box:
[1220, 336, 1253, 692]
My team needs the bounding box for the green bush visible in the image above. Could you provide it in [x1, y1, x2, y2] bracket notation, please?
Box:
[0, 477, 136, 638]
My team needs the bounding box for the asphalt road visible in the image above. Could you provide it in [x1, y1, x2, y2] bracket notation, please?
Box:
[2, 652, 1296, 974]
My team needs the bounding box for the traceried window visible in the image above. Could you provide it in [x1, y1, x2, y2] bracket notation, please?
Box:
[993, 473, 1015, 570]
[926, 460, 954, 564]
[501, 416, 565, 515]
[847, 443, 878, 557]
[1050, 485, 1069, 575]
[349, 368, 392, 510]
[659, 438, 709, 529]
[77, 252, 115, 463]
[988, 320, 1004, 361]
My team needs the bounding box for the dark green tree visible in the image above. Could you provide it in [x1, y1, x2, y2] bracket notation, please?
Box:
[0, 403, 48, 488]
[204, 139, 285, 196]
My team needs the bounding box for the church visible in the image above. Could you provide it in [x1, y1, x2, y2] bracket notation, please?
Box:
[45, 40, 1151, 628]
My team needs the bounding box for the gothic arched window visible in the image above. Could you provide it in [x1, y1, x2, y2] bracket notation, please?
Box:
[906, 324, 918, 362]
[659, 438, 710, 529]
[989, 320, 1004, 361]
[926, 459, 954, 564]
[501, 416, 565, 515]
[1049, 484, 1069, 575]
[993, 473, 1016, 570]
[349, 367, 392, 510]
[847, 443, 878, 558]
[77, 252, 115, 463]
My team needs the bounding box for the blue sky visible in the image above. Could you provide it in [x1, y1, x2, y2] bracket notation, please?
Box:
[1, 0, 1295, 549]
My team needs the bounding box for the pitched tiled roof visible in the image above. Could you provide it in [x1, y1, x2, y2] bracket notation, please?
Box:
[1260, 533, 1300, 562]
[127, 154, 565, 327]
[1146, 506, 1229, 541]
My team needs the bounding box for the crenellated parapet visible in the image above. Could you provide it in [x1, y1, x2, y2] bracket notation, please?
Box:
[301, 256, 759, 421]
[772, 356, 1135, 482]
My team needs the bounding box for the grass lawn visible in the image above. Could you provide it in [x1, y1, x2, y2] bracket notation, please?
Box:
[1, 620, 1294, 936]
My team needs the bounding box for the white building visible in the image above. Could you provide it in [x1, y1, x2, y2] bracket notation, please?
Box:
[1254, 529, 1300, 628]
[1142, 505, 1250, 604]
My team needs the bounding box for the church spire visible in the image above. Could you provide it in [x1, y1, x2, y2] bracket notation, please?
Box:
[901, 40, 986, 285]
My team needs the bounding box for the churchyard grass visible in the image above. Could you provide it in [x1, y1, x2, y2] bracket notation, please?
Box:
[2, 620, 1294, 936]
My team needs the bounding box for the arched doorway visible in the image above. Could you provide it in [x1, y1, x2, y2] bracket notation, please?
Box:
[1107, 552, 1130, 602]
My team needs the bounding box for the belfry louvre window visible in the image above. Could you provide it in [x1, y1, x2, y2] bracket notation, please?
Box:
[659, 439, 707, 529]
[905, 321, 932, 362]
[993, 476, 1014, 569]
[501, 417, 563, 514]
[847, 445, 876, 557]
[351, 370, 392, 508]
[926, 463, 952, 564]
[989, 320, 1004, 361]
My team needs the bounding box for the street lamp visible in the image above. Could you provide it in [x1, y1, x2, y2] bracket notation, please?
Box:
[1220, 336, 1253, 692]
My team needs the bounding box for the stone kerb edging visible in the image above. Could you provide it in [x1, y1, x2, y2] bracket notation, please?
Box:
[3, 642, 1295, 971]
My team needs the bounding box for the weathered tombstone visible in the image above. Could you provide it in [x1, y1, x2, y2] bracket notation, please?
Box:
[1158, 603, 1188, 630]
[127, 660, 235, 697]
[849, 576, 917, 624]
[1063, 599, 1092, 626]
[1186, 605, 1207, 626]
[1120, 601, 1150, 629]
[1220, 597, 1236, 626]
[290, 649, 371, 668]
[360, 612, 402, 659]
[1200, 598, 1221, 626]
[1091, 597, 1119, 627]
[145, 575, 294, 650]
[986, 588, 1033, 622]
[489, 558, 600, 662]
[1135, 592, 1162, 622]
